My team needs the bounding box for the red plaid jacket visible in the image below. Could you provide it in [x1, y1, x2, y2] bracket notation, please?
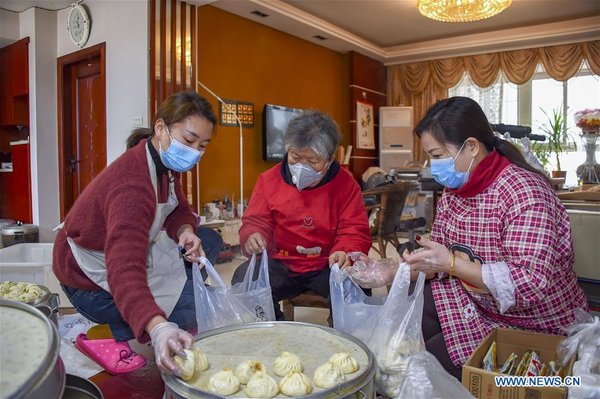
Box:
[430, 164, 588, 366]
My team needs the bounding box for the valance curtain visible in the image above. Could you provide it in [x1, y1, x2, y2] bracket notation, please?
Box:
[388, 40, 600, 161]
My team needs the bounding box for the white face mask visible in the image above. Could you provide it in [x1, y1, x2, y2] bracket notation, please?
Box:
[289, 162, 329, 191]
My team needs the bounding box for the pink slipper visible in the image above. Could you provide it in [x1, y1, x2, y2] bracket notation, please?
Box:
[74, 333, 147, 374]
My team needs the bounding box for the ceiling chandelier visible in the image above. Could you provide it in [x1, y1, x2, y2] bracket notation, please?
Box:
[417, 0, 512, 23]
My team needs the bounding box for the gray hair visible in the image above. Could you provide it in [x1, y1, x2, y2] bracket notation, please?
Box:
[284, 110, 341, 161]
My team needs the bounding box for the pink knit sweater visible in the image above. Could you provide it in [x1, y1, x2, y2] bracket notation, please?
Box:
[53, 139, 196, 341]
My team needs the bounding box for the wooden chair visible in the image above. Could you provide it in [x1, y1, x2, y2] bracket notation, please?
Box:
[281, 291, 331, 326]
[362, 181, 419, 259]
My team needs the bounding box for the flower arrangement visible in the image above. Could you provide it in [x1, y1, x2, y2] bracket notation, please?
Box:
[574, 108, 600, 133]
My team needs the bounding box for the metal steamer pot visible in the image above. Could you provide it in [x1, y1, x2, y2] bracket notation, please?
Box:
[163, 322, 376, 399]
[27, 284, 61, 326]
[0, 299, 66, 398]
[0, 219, 15, 248]
[1, 222, 39, 248]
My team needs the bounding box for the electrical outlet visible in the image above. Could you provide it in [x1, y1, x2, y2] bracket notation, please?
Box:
[132, 116, 143, 127]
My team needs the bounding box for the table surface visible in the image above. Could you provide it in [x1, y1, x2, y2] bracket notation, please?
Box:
[90, 362, 165, 399]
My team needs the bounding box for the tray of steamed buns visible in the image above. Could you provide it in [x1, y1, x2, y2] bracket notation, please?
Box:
[162, 322, 374, 398]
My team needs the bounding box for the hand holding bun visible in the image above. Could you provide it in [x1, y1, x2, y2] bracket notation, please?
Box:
[173, 349, 196, 381]
[193, 347, 210, 372]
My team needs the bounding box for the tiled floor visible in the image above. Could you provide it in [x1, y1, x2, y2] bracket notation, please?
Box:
[214, 245, 400, 327]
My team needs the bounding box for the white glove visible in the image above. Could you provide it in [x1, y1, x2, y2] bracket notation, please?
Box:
[149, 321, 193, 375]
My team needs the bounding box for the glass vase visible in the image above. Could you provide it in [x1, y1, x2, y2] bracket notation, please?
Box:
[576, 131, 600, 184]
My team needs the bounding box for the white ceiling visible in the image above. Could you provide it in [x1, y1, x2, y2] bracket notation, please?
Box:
[3, 0, 599, 64]
[0, 0, 72, 12]
[211, 0, 600, 64]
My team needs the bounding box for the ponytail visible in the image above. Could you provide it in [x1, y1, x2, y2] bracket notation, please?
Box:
[493, 138, 553, 187]
[126, 127, 153, 150]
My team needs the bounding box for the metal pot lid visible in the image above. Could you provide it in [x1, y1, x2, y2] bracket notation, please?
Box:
[0, 299, 60, 398]
[1, 223, 39, 234]
[0, 219, 15, 227]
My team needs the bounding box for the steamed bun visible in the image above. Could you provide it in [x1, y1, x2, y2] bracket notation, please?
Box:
[193, 347, 210, 372]
[235, 360, 266, 384]
[273, 352, 303, 377]
[208, 368, 240, 395]
[245, 371, 279, 398]
[313, 361, 346, 388]
[173, 349, 196, 381]
[279, 371, 312, 396]
[329, 352, 359, 374]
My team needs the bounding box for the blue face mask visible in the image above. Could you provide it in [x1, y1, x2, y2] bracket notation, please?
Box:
[159, 127, 203, 172]
[430, 141, 474, 189]
[289, 162, 329, 191]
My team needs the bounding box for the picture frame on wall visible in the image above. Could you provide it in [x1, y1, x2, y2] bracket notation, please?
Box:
[356, 101, 375, 149]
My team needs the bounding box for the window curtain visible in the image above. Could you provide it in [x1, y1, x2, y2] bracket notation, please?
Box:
[388, 40, 600, 161]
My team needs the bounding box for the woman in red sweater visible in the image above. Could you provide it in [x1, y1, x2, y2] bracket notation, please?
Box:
[53, 91, 216, 376]
[234, 110, 372, 320]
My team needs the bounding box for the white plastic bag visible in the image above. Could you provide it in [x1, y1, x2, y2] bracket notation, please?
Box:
[193, 250, 275, 333]
[557, 309, 600, 399]
[396, 351, 472, 399]
[330, 262, 426, 397]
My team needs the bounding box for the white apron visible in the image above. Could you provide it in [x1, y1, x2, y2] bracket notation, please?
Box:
[66, 145, 188, 316]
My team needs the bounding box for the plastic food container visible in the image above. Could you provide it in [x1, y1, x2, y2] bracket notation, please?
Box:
[0, 243, 71, 307]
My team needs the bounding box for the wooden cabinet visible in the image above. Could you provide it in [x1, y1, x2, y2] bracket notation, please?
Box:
[0, 142, 32, 223]
[0, 37, 30, 126]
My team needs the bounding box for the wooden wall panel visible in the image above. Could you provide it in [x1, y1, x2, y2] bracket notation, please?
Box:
[150, 0, 198, 210]
[196, 6, 349, 206]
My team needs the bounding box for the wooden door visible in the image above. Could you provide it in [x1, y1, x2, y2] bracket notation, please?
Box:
[57, 43, 106, 220]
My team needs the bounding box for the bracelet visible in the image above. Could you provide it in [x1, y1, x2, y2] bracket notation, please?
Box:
[449, 253, 455, 280]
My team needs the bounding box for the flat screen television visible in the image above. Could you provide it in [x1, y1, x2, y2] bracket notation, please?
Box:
[263, 104, 302, 162]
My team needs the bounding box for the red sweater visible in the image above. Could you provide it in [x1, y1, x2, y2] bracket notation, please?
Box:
[52, 139, 196, 341]
[240, 162, 371, 273]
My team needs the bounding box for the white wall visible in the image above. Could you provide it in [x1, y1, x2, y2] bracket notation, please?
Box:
[57, 0, 149, 163]
[14, 0, 149, 242]
[19, 8, 59, 243]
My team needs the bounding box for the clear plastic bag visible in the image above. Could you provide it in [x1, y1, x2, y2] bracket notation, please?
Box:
[557, 309, 600, 399]
[330, 263, 386, 335]
[193, 250, 275, 333]
[396, 351, 472, 399]
[330, 262, 426, 397]
[346, 252, 399, 289]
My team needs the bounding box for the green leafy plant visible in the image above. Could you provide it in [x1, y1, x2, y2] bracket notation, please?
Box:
[538, 107, 574, 172]
[532, 141, 550, 169]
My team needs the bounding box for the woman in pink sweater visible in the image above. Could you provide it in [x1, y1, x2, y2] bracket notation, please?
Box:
[53, 91, 216, 376]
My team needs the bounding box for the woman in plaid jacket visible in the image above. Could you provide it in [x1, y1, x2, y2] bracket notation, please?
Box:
[402, 97, 588, 379]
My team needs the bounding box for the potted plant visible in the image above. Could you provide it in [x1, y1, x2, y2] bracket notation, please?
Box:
[538, 107, 573, 179]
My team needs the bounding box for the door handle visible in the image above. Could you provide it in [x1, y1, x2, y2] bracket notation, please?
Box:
[69, 157, 80, 173]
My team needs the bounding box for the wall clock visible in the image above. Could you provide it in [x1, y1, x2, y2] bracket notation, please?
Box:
[67, 4, 90, 48]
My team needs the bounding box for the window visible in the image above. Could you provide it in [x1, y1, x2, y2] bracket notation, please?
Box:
[450, 64, 600, 187]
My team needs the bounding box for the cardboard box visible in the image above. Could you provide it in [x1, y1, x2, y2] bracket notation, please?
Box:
[462, 328, 573, 399]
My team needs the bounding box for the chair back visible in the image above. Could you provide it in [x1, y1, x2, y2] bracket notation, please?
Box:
[363, 181, 418, 257]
